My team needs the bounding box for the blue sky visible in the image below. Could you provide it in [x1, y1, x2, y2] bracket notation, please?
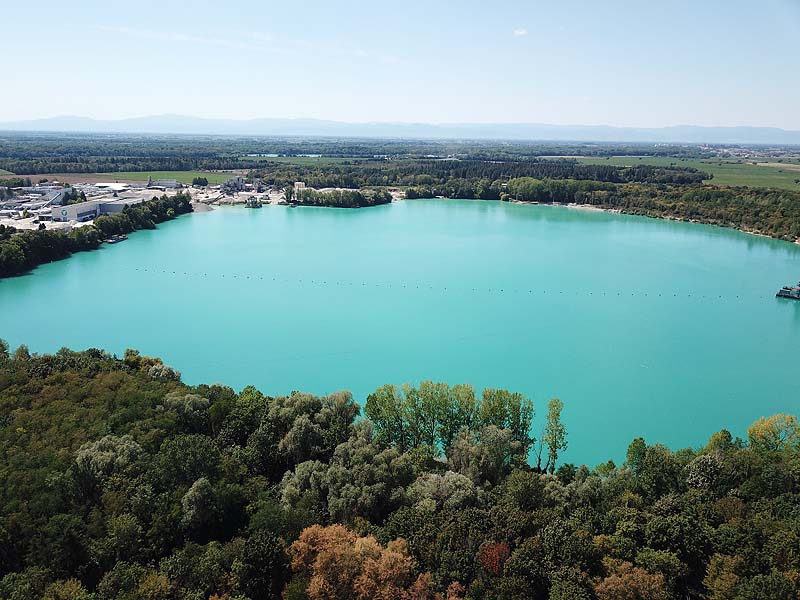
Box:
[4, 0, 799, 127]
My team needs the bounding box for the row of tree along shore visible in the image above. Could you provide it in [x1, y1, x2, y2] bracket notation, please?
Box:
[0, 342, 798, 599]
[0, 193, 192, 278]
[404, 179, 800, 242]
[278, 172, 800, 242]
[249, 157, 800, 242]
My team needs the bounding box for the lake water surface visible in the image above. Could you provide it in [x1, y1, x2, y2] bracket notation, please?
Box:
[3, 199, 799, 465]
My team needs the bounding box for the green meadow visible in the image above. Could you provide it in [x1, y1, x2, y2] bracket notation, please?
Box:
[240, 155, 372, 166]
[92, 171, 234, 185]
[576, 156, 800, 190]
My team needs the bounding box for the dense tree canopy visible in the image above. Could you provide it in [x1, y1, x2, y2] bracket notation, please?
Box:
[0, 133, 715, 175]
[0, 223, 102, 278]
[293, 187, 392, 208]
[0, 344, 798, 599]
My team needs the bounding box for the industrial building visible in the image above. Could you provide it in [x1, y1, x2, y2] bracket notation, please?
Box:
[146, 176, 182, 190]
[51, 198, 147, 222]
[221, 176, 246, 195]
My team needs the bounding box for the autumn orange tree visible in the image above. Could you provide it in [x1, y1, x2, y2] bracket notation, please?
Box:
[287, 524, 449, 600]
[747, 414, 800, 452]
[594, 561, 670, 600]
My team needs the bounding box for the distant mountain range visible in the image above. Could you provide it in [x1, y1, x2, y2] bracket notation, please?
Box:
[1, 114, 799, 144]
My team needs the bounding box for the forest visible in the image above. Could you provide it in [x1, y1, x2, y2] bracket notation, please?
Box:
[289, 187, 392, 208]
[0, 344, 797, 600]
[0, 194, 193, 278]
[0, 134, 719, 175]
[582, 184, 800, 241]
[253, 160, 708, 191]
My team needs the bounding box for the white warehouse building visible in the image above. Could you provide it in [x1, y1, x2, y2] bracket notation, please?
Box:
[51, 198, 147, 222]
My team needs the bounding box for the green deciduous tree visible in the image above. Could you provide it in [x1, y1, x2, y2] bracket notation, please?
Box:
[448, 426, 524, 486]
[537, 398, 567, 474]
[232, 530, 289, 600]
[478, 389, 535, 455]
[366, 383, 529, 457]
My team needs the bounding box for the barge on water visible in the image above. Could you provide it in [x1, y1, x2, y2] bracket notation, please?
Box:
[776, 282, 800, 300]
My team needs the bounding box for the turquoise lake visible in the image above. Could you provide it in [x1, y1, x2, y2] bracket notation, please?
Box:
[2, 199, 799, 465]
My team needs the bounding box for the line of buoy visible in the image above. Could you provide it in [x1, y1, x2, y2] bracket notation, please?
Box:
[129, 268, 774, 301]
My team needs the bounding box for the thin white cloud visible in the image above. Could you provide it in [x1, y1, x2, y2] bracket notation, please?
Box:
[95, 25, 403, 65]
[95, 25, 271, 53]
[512, 28, 529, 37]
[246, 32, 274, 43]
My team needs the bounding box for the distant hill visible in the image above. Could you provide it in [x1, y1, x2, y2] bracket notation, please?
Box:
[1, 114, 799, 144]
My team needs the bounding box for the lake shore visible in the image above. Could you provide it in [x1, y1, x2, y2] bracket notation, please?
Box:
[503, 198, 799, 244]
[190, 201, 214, 212]
[509, 200, 621, 213]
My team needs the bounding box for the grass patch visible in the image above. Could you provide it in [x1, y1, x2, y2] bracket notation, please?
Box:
[575, 156, 800, 190]
[91, 171, 234, 185]
[240, 156, 372, 166]
[0, 169, 13, 176]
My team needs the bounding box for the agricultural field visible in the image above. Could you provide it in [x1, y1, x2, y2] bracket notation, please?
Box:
[9, 171, 237, 185]
[90, 170, 236, 184]
[576, 156, 800, 190]
[240, 155, 372, 166]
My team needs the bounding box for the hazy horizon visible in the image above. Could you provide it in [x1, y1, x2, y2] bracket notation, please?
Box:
[4, 114, 800, 144]
[3, 0, 799, 129]
[6, 113, 800, 130]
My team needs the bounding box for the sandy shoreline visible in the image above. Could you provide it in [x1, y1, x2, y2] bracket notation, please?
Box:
[509, 200, 620, 213]
[190, 201, 214, 212]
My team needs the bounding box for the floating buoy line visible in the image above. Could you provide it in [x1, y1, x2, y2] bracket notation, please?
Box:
[122, 267, 785, 301]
